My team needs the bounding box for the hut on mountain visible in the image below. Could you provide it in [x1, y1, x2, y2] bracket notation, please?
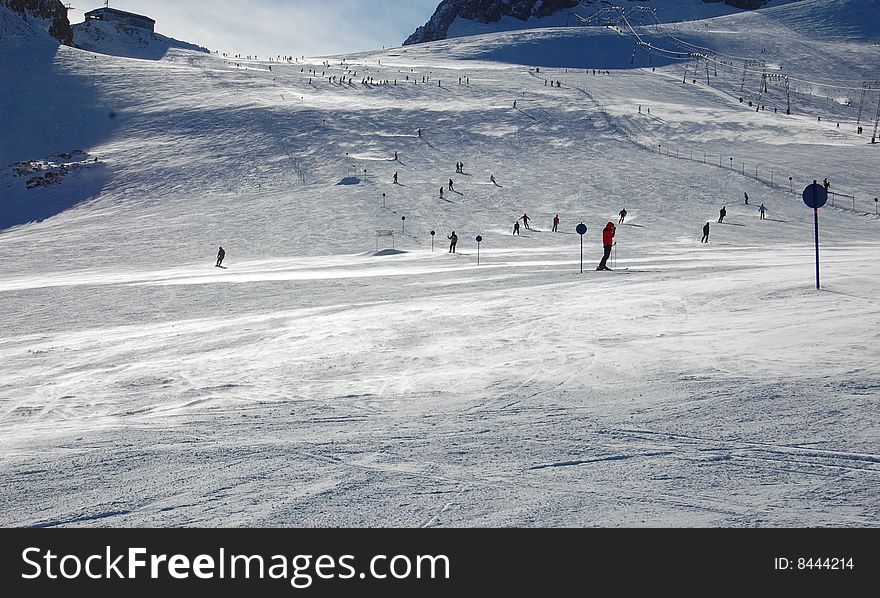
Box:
[84, 6, 155, 32]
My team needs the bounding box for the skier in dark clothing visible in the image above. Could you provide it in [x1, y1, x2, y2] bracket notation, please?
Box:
[596, 222, 615, 270]
[521, 213, 531, 230]
[759, 203, 767, 219]
[448, 231, 458, 253]
[552, 214, 559, 232]
[744, 192, 749, 205]
[618, 208, 627, 224]
[513, 221, 520, 235]
[448, 178, 454, 191]
[216, 246, 225, 267]
[718, 206, 726, 223]
[701, 222, 710, 243]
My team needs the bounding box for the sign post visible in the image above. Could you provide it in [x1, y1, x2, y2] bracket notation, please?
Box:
[382, 192, 386, 208]
[430, 230, 435, 252]
[576, 223, 587, 273]
[401, 216, 406, 234]
[475, 235, 482, 265]
[802, 180, 828, 290]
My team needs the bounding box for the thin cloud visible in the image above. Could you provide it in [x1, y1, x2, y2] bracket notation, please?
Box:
[69, 0, 439, 57]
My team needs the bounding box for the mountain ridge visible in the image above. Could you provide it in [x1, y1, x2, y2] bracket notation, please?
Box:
[404, 0, 801, 45]
[0, 0, 72, 44]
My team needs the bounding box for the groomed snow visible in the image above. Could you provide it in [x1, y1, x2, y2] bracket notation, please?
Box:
[1, 0, 878, 527]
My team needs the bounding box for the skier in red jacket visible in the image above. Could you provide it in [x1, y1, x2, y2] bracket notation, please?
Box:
[596, 222, 615, 270]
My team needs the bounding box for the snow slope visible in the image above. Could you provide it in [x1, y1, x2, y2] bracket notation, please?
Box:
[0, 0, 878, 527]
[436, 0, 804, 42]
[72, 19, 209, 60]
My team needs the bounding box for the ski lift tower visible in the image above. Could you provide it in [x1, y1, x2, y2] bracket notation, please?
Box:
[856, 81, 880, 141]
[626, 5, 657, 28]
[740, 59, 765, 93]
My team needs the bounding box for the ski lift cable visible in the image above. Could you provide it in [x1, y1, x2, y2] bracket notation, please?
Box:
[577, 4, 874, 94]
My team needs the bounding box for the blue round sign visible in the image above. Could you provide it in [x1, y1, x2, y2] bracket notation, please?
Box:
[475, 235, 482, 243]
[430, 230, 435, 236]
[802, 183, 827, 209]
[402, 216, 406, 220]
[576, 223, 587, 235]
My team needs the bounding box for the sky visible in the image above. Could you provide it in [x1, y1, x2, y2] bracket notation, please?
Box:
[68, 0, 440, 57]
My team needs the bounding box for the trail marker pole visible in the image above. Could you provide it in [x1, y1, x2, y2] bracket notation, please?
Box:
[576, 223, 587, 273]
[802, 180, 828, 290]
[475, 235, 482, 265]
[401, 216, 406, 234]
[430, 230, 435, 252]
[382, 192, 386, 208]
[789, 176, 793, 192]
[875, 197, 878, 215]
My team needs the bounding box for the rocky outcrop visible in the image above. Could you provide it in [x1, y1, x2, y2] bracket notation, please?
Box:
[405, 0, 581, 46]
[404, 0, 781, 45]
[1, 0, 72, 44]
[709, 1, 773, 8]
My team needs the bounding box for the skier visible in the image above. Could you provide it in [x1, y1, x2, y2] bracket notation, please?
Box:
[513, 100, 517, 108]
[394, 151, 398, 161]
[215, 246, 225, 267]
[744, 192, 749, 205]
[393, 171, 398, 184]
[490, 174, 498, 186]
[417, 128, 421, 137]
[759, 203, 767, 220]
[552, 214, 560, 232]
[596, 222, 616, 270]
[439, 187, 444, 199]
[701, 222, 710, 243]
[448, 178, 454, 191]
[823, 177, 830, 192]
[513, 220, 520, 235]
[448, 231, 458, 253]
[521, 213, 531, 230]
[618, 208, 627, 224]
[718, 206, 726, 223]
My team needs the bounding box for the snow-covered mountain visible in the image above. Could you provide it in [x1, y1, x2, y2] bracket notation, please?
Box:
[72, 18, 209, 60]
[0, 0, 71, 44]
[0, 1, 207, 59]
[404, 0, 803, 45]
[1, 0, 878, 528]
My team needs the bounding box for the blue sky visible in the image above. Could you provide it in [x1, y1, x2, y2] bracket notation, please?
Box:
[69, 1, 440, 57]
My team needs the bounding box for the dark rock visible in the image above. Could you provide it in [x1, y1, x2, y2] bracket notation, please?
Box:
[404, 0, 782, 45]
[1, 0, 73, 44]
